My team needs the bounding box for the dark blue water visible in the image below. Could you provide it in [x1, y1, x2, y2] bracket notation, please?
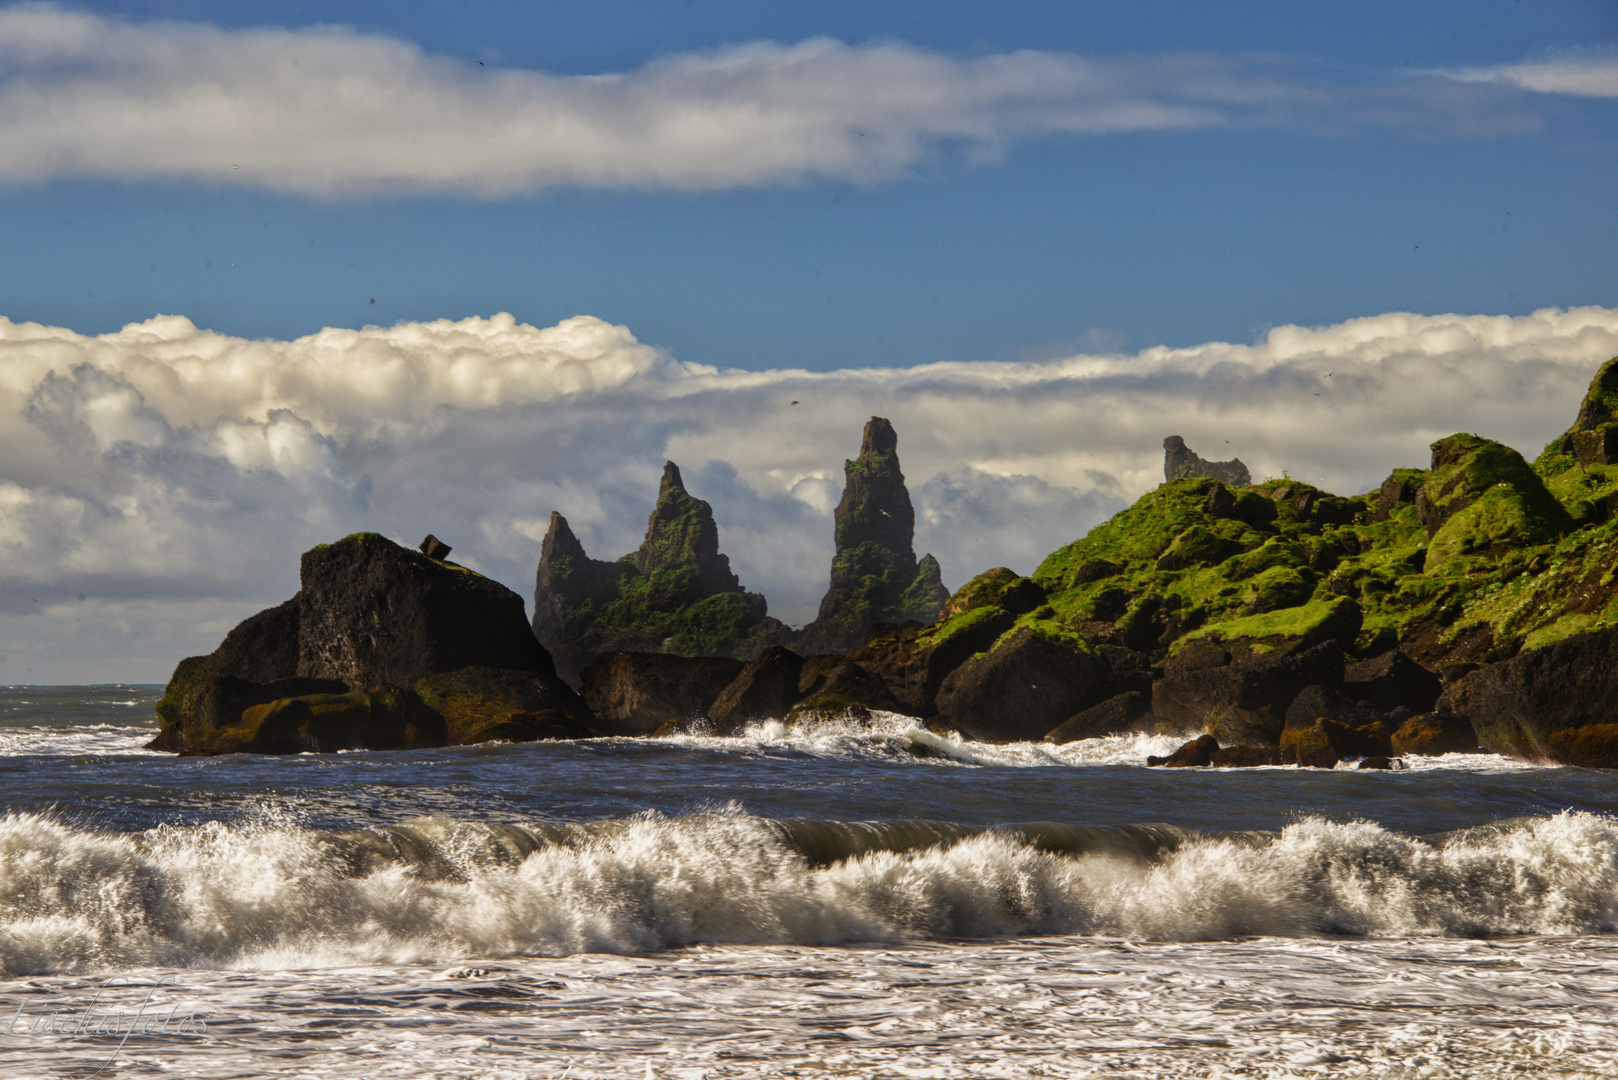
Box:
[3, 685, 1615, 837]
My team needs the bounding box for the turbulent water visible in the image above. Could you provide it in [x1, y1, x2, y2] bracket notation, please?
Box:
[3, 687, 1618, 1077]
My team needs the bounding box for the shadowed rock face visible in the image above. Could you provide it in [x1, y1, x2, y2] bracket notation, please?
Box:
[796, 418, 950, 654]
[1163, 436, 1251, 487]
[151, 532, 588, 754]
[532, 462, 792, 684]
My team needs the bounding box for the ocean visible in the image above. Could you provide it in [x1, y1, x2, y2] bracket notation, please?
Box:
[2, 686, 1617, 1078]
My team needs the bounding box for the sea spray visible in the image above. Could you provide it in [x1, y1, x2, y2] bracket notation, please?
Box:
[1, 807, 1617, 976]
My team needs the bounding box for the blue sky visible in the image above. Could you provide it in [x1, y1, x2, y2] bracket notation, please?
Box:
[2, 1, 1615, 369]
[3, 1, 1618, 680]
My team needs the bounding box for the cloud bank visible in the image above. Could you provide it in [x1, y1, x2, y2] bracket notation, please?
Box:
[2, 304, 1616, 682]
[0, 4, 1571, 196]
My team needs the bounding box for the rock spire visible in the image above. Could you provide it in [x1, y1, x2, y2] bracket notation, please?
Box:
[796, 417, 949, 654]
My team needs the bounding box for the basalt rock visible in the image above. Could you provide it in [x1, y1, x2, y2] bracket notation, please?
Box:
[414, 666, 598, 744]
[205, 687, 448, 755]
[1163, 436, 1251, 487]
[1148, 734, 1220, 767]
[934, 627, 1111, 742]
[1043, 690, 1151, 744]
[152, 533, 576, 754]
[796, 418, 950, 655]
[1389, 712, 1479, 756]
[705, 646, 806, 735]
[1440, 626, 1618, 765]
[579, 651, 745, 736]
[1151, 639, 1345, 747]
[1344, 650, 1442, 714]
[531, 463, 794, 684]
[300, 533, 552, 687]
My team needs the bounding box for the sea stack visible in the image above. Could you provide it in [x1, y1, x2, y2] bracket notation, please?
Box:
[796, 417, 949, 654]
[532, 462, 792, 684]
[1163, 435, 1251, 487]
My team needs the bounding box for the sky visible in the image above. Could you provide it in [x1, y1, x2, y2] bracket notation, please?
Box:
[1, 0, 1616, 682]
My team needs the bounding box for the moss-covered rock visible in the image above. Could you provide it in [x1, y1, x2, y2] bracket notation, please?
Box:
[197, 686, 448, 755]
[531, 463, 795, 683]
[414, 666, 596, 744]
[796, 418, 950, 653]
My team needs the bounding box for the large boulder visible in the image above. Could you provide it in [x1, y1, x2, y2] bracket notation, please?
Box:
[1390, 712, 1479, 756]
[206, 687, 448, 755]
[1415, 434, 1571, 573]
[1344, 650, 1442, 714]
[1151, 638, 1345, 747]
[705, 646, 806, 734]
[934, 627, 1111, 742]
[1440, 626, 1618, 764]
[786, 661, 909, 723]
[1044, 690, 1151, 744]
[151, 533, 585, 753]
[796, 418, 950, 654]
[414, 666, 596, 744]
[300, 533, 552, 686]
[844, 576, 1021, 715]
[579, 651, 744, 736]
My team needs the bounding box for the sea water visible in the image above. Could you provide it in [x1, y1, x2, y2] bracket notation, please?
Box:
[1, 686, 1617, 1077]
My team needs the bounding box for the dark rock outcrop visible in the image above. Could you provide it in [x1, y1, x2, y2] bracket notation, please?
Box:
[152, 533, 584, 754]
[1151, 639, 1345, 747]
[579, 651, 745, 736]
[934, 627, 1111, 742]
[1149, 734, 1220, 767]
[300, 533, 552, 687]
[1044, 690, 1151, 744]
[222, 687, 448, 755]
[1163, 435, 1250, 487]
[705, 646, 806, 735]
[531, 463, 793, 685]
[414, 666, 598, 744]
[1441, 626, 1618, 764]
[1554, 356, 1618, 466]
[1282, 684, 1387, 732]
[796, 418, 950, 654]
[1390, 712, 1479, 756]
[1344, 650, 1442, 714]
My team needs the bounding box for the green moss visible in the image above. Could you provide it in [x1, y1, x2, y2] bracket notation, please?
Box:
[943, 567, 1020, 615]
[1177, 596, 1362, 653]
[1244, 566, 1315, 613]
[919, 603, 1011, 651]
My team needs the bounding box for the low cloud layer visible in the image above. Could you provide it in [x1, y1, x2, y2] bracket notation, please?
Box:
[0, 5, 1578, 196]
[3, 304, 1616, 682]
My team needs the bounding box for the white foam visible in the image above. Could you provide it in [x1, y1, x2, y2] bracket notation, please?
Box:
[0, 807, 1615, 979]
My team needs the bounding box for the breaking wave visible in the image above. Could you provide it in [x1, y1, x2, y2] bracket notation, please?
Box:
[1, 806, 1615, 976]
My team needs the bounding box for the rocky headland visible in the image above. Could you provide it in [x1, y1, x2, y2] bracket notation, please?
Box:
[153, 356, 1618, 767]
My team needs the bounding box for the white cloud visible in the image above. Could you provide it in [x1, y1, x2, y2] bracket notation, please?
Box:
[1, 304, 1616, 682]
[1439, 49, 1618, 99]
[0, 5, 1568, 197]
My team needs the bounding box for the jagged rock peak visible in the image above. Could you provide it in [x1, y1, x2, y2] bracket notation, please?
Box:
[1164, 435, 1251, 487]
[836, 416, 916, 560]
[1553, 355, 1618, 467]
[797, 417, 949, 654]
[634, 460, 741, 594]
